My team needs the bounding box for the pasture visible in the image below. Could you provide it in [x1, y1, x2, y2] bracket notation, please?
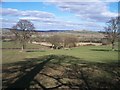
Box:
[2, 41, 120, 89]
[2, 41, 119, 64]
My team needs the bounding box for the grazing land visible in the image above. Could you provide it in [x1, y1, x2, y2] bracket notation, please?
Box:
[2, 41, 119, 64]
[2, 2, 120, 89]
[2, 31, 120, 89]
[2, 41, 120, 89]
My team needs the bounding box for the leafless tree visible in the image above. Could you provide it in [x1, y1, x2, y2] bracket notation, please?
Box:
[11, 19, 35, 51]
[104, 16, 120, 50]
[47, 35, 62, 49]
[47, 35, 78, 49]
[63, 35, 78, 48]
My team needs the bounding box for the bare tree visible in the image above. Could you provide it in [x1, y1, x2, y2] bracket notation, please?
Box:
[47, 35, 62, 49]
[47, 35, 78, 49]
[104, 16, 120, 51]
[63, 35, 78, 48]
[11, 19, 35, 51]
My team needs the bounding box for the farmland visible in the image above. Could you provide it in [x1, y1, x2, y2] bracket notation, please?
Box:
[1, 27, 120, 90]
[2, 40, 120, 89]
[2, 41, 119, 64]
[1, 1, 120, 89]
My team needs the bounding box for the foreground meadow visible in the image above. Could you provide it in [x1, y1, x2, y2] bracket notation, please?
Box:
[2, 41, 120, 89]
[2, 41, 119, 64]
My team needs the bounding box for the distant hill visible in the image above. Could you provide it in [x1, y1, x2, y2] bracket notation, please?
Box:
[35, 30, 73, 32]
[1, 28, 103, 34]
[1, 28, 72, 32]
[2, 28, 105, 42]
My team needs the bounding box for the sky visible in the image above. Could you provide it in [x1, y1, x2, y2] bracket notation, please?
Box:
[0, 0, 119, 31]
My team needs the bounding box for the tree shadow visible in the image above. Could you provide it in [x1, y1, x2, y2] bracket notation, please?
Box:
[115, 50, 120, 52]
[91, 49, 120, 52]
[90, 49, 110, 52]
[2, 55, 120, 90]
[2, 55, 55, 90]
[65, 62, 120, 90]
[26, 50, 46, 52]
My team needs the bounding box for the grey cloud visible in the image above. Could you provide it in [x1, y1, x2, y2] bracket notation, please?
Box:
[1, 18, 16, 22]
[1, 8, 21, 16]
[19, 16, 83, 26]
[1, 8, 55, 18]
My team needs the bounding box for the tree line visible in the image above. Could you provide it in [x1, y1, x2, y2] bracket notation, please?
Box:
[47, 35, 78, 49]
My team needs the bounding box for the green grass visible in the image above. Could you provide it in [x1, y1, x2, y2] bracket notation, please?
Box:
[2, 41, 47, 49]
[2, 41, 119, 89]
[2, 41, 119, 64]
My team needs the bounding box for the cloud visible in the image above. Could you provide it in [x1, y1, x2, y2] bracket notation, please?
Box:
[2, 15, 103, 30]
[44, 0, 119, 2]
[46, 1, 118, 22]
[0, 18, 17, 28]
[19, 15, 83, 25]
[18, 15, 94, 30]
[0, 18, 16, 23]
[2, 0, 119, 2]
[1, 8, 55, 18]
[1, 0, 117, 31]
[19, 16, 84, 28]
[1, 8, 20, 16]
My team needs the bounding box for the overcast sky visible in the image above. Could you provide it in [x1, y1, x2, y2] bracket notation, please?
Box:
[0, 0, 119, 31]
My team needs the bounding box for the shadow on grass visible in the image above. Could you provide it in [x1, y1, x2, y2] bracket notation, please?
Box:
[91, 49, 120, 52]
[26, 50, 46, 52]
[2, 55, 120, 90]
[115, 50, 120, 52]
[3, 55, 55, 90]
[90, 49, 110, 52]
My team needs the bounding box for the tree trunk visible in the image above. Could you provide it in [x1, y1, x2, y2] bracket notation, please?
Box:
[112, 42, 115, 51]
[21, 44, 25, 51]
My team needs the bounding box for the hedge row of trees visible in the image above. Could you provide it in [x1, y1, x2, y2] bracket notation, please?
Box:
[47, 35, 78, 49]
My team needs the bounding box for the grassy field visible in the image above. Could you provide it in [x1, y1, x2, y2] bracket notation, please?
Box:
[2, 41, 120, 89]
[2, 41, 119, 64]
